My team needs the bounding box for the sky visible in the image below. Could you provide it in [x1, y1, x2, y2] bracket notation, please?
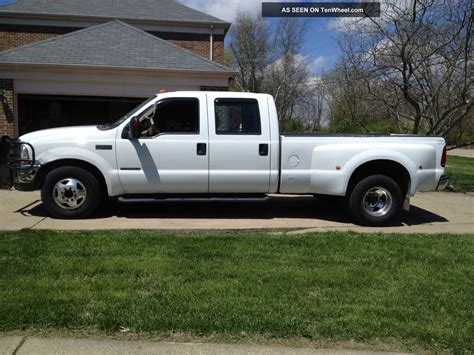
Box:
[0, 0, 345, 74]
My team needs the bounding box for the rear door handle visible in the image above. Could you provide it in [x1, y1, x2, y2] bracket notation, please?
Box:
[259, 143, 268, 156]
[197, 143, 207, 156]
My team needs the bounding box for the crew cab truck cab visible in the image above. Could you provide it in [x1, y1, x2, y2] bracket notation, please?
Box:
[2, 91, 448, 226]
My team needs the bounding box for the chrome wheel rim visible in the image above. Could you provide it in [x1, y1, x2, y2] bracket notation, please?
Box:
[53, 178, 87, 210]
[363, 187, 392, 217]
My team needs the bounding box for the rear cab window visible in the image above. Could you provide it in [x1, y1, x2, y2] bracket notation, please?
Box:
[214, 98, 261, 135]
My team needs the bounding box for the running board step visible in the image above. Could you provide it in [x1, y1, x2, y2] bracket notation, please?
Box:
[117, 194, 269, 203]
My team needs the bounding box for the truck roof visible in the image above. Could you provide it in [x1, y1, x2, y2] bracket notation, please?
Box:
[155, 91, 272, 99]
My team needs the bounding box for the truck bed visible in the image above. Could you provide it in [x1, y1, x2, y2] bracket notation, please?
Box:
[278, 134, 446, 196]
[282, 133, 436, 137]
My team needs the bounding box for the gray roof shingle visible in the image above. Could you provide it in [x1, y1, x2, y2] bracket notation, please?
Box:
[0, 0, 229, 26]
[0, 20, 235, 72]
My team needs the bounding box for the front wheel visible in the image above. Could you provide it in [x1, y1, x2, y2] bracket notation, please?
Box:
[349, 174, 403, 226]
[41, 166, 102, 219]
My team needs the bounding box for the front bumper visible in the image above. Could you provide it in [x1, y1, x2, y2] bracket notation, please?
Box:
[13, 163, 41, 190]
[436, 175, 449, 191]
[1, 136, 40, 190]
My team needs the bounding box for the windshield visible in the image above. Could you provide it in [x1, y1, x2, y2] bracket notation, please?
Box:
[97, 96, 156, 130]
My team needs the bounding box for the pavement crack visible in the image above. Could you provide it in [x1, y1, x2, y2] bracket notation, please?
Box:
[12, 336, 27, 355]
[30, 216, 48, 229]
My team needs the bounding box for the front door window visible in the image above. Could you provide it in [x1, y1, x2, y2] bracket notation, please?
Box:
[138, 99, 199, 137]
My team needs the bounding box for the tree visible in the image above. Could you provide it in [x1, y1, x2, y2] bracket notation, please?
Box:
[265, 53, 310, 122]
[326, 61, 369, 133]
[229, 12, 272, 93]
[335, 0, 472, 140]
[229, 13, 312, 124]
[266, 18, 309, 122]
[297, 77, 327, 132]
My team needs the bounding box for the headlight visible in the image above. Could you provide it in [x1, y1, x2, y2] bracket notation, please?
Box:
[20, 144, 31, 160]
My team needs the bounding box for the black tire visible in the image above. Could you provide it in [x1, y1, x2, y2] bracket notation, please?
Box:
[349, 174, 403, 226]
[41, 166, 102, 219]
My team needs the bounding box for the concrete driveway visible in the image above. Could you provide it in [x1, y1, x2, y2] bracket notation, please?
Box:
[0, 190, 472, 233]
[448, 148, 474, 158]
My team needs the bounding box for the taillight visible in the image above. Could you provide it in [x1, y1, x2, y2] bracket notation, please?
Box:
[441, 145, 447, 167]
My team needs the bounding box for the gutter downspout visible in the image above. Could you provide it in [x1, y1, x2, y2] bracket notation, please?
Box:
[209, 24, 214, 61]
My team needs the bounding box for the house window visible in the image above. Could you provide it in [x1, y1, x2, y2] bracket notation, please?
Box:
[214, 99, 261, 135]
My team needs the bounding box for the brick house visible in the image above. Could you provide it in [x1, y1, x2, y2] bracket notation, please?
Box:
[0, 0, 236, 137]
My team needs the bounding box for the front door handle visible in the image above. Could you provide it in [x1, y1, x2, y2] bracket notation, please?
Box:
[259, 143, 269, 156]
[197, 143, 207, 156]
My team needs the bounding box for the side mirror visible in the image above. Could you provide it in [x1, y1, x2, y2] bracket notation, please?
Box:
[129, 116, 141, 139]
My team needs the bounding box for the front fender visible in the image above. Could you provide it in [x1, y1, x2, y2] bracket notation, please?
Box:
[37, 146, 124, 196]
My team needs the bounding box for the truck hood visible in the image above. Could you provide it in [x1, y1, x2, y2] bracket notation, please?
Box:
[19, 126, 106, 143]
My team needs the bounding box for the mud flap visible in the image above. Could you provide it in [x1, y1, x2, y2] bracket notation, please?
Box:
[403, 193, 410, 211]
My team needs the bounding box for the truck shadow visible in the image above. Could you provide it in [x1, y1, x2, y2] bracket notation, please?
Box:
[21, 195, 448, 226]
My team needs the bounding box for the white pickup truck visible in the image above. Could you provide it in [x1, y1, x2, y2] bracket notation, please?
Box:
[2, 91, 448, 225]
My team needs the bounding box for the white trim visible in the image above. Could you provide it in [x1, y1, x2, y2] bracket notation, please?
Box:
[0, 14, 230, 33]
[209, 25, 214, 60]
[13, 82, 18, 136]
[0, 62, 237, 76]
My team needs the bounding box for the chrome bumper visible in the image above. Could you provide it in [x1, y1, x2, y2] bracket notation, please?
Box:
[436, 175, 449, 191]
[2, 136, 40, 190]
[14, 163, 41, 184]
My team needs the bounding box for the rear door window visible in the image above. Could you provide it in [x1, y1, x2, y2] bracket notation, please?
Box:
[214, 99, 261, 135]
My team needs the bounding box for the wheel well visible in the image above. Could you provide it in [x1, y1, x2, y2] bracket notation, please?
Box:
[36, 159, 107, 195]
[346, 160, 411, 197]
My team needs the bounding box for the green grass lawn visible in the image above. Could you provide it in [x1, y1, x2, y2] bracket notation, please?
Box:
[446, 155, 474, 192]
[0, 230, 473, 352]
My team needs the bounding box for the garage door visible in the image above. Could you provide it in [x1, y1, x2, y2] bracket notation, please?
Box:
[18, 94, 146, 135]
